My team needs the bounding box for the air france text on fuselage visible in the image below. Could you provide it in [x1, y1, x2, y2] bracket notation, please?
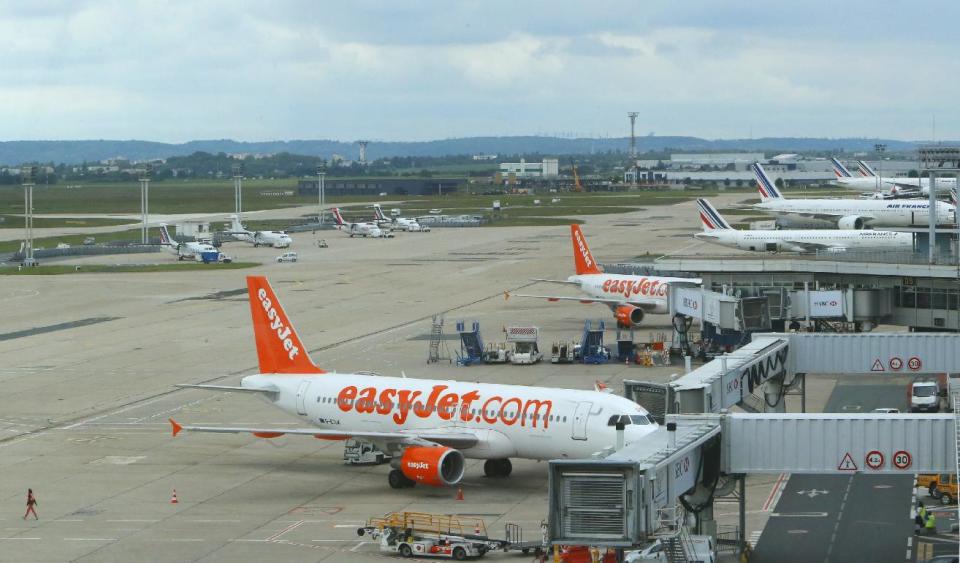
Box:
[335, 384, 553, 428]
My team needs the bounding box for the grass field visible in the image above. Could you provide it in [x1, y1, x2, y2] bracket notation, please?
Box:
[0, 262, 259, 275]
[0, 228, 147, 254]
[0, 215, 132, 229]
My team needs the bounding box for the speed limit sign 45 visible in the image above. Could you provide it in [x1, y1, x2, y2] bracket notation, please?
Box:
[893, 451, 912, 470]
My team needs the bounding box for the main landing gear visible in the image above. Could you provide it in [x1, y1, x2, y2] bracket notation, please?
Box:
[388, 469, 416, 489]
[483, 458, 512, 478]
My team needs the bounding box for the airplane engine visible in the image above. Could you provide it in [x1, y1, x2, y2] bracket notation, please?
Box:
[399, 446, 465, 487]
[837, 215, 865, 229]
[614, 305, 644, 327]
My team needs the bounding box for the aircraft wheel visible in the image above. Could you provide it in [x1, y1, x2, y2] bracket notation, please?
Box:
[388, 469, 406, 489]
[484, 458, 512, 478]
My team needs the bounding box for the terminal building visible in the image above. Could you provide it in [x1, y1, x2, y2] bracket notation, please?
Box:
[499, 158, 560, 178]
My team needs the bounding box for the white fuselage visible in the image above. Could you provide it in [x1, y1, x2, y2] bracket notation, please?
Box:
[236, 231, 292, 248]
[754, 198, 956, 228]
[568, 273, 699, 314]
[242, 373, 657, 460]
[695, 229, 913, 253]
[836, 176, 957, 195]
[163, 240, 219, 261]
[346, 223, 384, 237]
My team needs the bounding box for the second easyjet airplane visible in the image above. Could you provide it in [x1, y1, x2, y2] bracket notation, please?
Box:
[508, 225, 700, 326]
[170, 276, 658, 489]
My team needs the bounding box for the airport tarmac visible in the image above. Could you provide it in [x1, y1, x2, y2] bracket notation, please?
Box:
[1, 196, 747, 562]
[4, 192, 942, 562]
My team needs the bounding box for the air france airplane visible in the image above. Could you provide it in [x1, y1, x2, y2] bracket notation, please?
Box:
[508, 225, 699, 327]
[373, 204, 428, 232]
[331, 207, 389, 238]
[158, 224, 219, 263]
[226, 215, 292, 248]
[831, 157, 956, 196]
[695, 199, 913, 253]
[169, 277, 658, 489]
[751, 163, 955, 228]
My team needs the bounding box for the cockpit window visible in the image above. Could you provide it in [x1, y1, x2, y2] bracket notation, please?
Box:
[608, 414, 653, 426]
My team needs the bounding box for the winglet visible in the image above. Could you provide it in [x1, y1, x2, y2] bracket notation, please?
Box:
[247, 276, 324, 374]
[170, 418, 183, 437]
[571, 225, 601, 275]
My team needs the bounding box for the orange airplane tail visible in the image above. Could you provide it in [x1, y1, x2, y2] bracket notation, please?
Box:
[571, 225, 601, 275]
[247, 276, 324, 374]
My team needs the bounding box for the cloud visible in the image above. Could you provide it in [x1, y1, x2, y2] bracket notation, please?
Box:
[0, 0, 956, 141]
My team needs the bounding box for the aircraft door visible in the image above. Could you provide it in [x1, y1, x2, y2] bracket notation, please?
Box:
[296, 380, 311, 415]
[571, 401, 592, 441]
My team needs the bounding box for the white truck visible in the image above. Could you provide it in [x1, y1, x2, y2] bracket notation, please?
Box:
[505, 326, 542, 365]
[343, 439, 390, 465]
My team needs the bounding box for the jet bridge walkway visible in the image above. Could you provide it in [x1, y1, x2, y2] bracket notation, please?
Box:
[550, 332, 960, 553]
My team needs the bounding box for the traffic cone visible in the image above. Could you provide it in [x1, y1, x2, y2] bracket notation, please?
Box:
[455, 487, 464, 501]
[170, 489, 179, 504]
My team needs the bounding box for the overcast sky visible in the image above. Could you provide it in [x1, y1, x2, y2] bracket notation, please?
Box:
[1, 0, 957, 142]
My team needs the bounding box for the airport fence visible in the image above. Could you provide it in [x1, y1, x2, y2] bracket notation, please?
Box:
[8, 244, 162, 263]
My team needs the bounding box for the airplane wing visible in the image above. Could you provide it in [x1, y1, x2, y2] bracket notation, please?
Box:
[777, 211, 877, 223]
[169, 419, 479, 449]
[508, 292, 659, 311]
[175, 384, 278, 397]
[782, 240, 837, 252]
[530, 278, 580, 285]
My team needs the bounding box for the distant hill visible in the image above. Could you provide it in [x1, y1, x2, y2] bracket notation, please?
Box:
[0, 136, 939, 165]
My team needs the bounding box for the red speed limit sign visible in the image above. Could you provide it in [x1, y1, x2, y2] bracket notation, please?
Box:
[865, 450, 884, 470]
[893, 451, 912, 470]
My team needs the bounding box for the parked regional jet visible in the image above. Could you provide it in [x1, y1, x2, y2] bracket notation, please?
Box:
[159, 224, 220, 262]
[373, 204, 429, 232]
[831, 157, 955, 196]
[695, 199, 912, 253]
[331, 207, 390, 238]
[226, 215, 292, 248]
[507, 225, 699, 327]
[751, 163, 955, 228]
[169, 276, 658, 489]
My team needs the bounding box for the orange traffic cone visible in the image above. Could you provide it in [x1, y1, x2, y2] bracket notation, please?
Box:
[170, 489, 179, 504]
[455, 487, 464, 501]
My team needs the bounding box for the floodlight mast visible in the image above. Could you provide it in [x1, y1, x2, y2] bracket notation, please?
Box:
[21, 166, 37, 266]
[317, 161, 326, 225]
[139, 164, 152, 244]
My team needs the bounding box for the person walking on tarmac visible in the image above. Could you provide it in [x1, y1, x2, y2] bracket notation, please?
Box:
[22, 489, 38, 520]
[924, 512, 937, 535]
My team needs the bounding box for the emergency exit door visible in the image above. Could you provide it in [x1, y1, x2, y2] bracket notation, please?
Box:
[296, 380, 311, 415]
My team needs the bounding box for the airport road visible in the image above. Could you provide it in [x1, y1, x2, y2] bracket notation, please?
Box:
[0, 196, 745, 562]
[753, 377, 951, 563]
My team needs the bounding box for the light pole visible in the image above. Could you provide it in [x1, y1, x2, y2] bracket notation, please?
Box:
[317, 161, 326, 225]
[874, 143, 886, 193]
[232, 163, 244, 220]
[21, 166, 37, 266]
[139, 164, 152, 244]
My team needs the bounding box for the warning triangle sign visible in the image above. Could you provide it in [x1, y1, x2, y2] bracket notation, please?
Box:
[870, 359, 884, 372]
[838, 452, 858, 471]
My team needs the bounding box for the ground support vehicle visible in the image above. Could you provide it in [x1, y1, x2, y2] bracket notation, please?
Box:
[358, 512, 503, 560]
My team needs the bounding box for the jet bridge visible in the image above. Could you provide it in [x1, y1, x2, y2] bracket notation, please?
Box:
[554, 332, 960, 552]
[627, 332, 960, 418]
[548, 412, 956, 547]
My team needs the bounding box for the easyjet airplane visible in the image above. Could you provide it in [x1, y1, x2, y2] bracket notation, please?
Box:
[508, 225, 700, 327]
[170, 276, 658, 489]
